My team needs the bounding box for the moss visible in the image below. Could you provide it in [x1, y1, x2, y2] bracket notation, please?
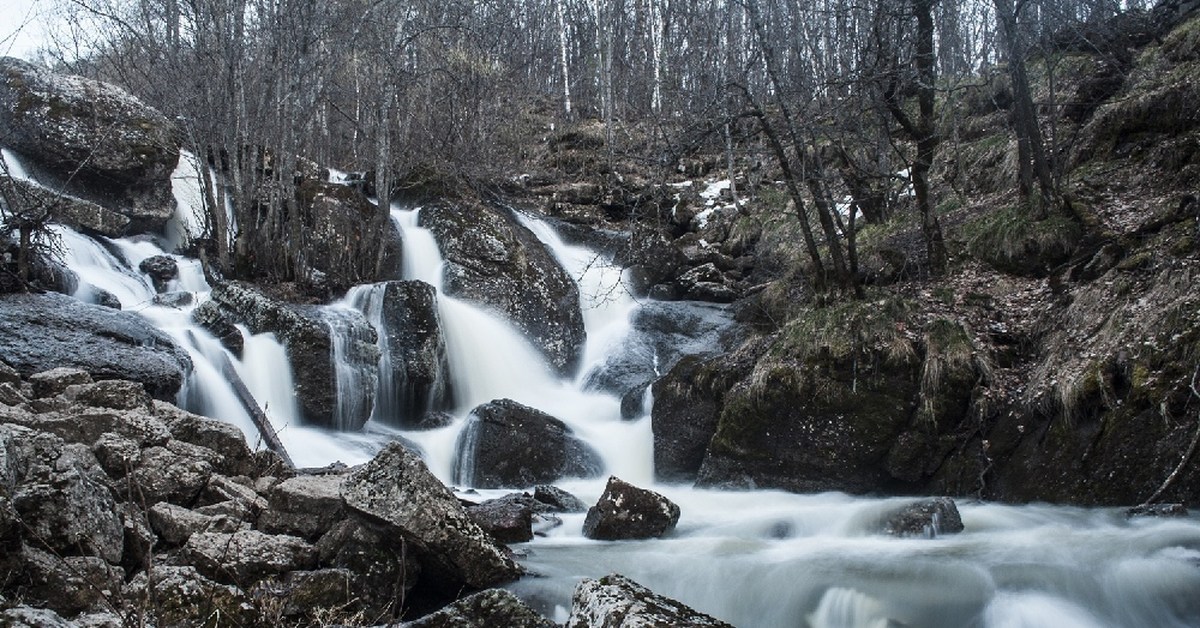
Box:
[771, 293, 917, 367]
[1162, 14, 1200, 63]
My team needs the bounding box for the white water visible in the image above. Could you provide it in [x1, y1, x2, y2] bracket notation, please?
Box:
[29, 152, 1200, 627]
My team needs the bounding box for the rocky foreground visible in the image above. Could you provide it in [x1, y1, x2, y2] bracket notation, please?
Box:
[0, 360, 751, 626]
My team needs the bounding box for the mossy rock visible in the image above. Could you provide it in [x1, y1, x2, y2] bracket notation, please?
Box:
[961, 205, 1081, 276]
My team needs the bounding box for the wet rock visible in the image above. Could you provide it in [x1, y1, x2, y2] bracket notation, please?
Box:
[196, 281, 378, 429]
[566, 573, 734, 628]
[0, 292, 192, 399]
[149, 502, 246, 546]
[257, 472, 347, 541]
[625, 225, 688, 296]
[366, 280, 452, 427]
[414, 410, 456, 430]
[130, 445, 212, 506]
[0, 58, 180, 233]
[185, 529, 317, 584]
[29, 367, 93, 398]
[138, 255, 178, 292]
[619, 383, 648, 420]
[651, 356, 724, 484]
[466, 494, 535, 544]
[3, 426, 125, 563]
[453, 399, 603, 489]
[1127, 503, 1189, 518]
[153, 291, 194, 308]
[421, 200, 584, 376]
[340, 442, 522, 590]
[533, 484, 589, 513]
[20, 545, 123, 616]
[402, 588, 555, 628]
[298, 179, 402, 284]
[676, 263, 739, 303]
[315, 518, 421, 617]
[123, 565, 253, 628]
[880, 497, 965, 538]
[582, 476, 680, 541]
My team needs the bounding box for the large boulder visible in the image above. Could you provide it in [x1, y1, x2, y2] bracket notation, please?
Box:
[402, 588, 555, 628]
[122, 565, 255, 627]
[582, 476, 680, 541]
[1, 425, 125, 564]
[297, 179, 403, 285]
[420, 200, 585, 375]
[340, 442, 523, 591]
[453, 399, 603, 489]
[0, 57, 180, 233]
[352, 280, 452, 427]
[0, 292, 192, 399]
[566, 574, 734, 628]
[257, 472, 347, 541]
[18, 545, 124, 617]
[315, 518, 422, 619]
[193, 281, 379, 429]
[184, 529, 317, 584]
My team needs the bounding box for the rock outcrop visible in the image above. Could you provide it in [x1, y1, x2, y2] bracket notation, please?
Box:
[453, 399, 603, 489]
[0, 292, 191, 399]
[0, 57, 179, 235]
[420, 199, 585, 375]
[566, 574, 734, 628]
[192, 281, 378, 429]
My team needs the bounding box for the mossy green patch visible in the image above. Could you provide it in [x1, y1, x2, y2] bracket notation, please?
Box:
[961, 204, 1081, 275]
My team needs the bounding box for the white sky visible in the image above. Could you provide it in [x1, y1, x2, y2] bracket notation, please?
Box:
[1, 0, 54, 60]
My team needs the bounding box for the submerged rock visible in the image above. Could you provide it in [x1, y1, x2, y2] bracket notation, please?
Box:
[582, 476, 680, 541]
[453, 398, 603, 489]
[0, 292, 192, 399]
[566, 573, 733, 628]
[402, 588, 555, 628]
[880, 497, 965, 538]
[341, 442, 523, 590]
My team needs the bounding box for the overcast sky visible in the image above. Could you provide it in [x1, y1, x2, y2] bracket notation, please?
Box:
[1, 0, 53, 60]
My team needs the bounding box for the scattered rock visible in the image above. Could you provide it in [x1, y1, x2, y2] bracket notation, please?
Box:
[29, 367, 93, 398]
[566, 573, 733, 628]
[149, 502, 246, 546]
[139, 255, 179, 292]
[880, 497, 965, 538]
[466, 494, 535, 544]
[257, 472, 347, 541]
[20, 545, 123, 616]
[130, 445, 213, 506]
[453, 398, 603, 489]
[67, 379, 152, 410]
[582, 476, 680, 541]
[315, 518, 421, 618]
[533, 485, 589, 513]
[341, 442, 523, 590]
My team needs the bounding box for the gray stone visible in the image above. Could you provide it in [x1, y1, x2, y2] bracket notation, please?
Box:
[315, 518, 421, 617]
[879, 497, 965, 538]
[149, 502, 246, 545]
[257, 472, 346, 541]
[582, 477, 680, 541]
[29, 367, 92, 398]
[130, 445, 212, 506]
[0, 293, 191, 399]
[122, 565, 253, 628]
[341, 442, 522, 590]
[20, 545, 123, 617]
[453, 399, 603, 489]
[533, 485, 589, 513]
[566, 573, 734, 628]
[466, 494, 535, 544]
[185, 529, 317, 584]
[402, 588, 555, 628]
[66, 379, 153, 410]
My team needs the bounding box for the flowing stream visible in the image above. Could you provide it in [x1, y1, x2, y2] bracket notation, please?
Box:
[12, 146, 1200, 627]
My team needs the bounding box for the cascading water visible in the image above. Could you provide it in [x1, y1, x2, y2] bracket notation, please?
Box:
[21, 137, 1200, 626]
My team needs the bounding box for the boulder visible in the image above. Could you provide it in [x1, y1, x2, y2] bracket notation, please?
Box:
[566, 574, 733, 628]
[0, 58, 180, 233]
[122, 565, 254, 628]
[272, 568, 358, 619]
[533, 485, 589, 513]
[1, 606, 75, 628]
[257, 472, 347, 541]
[453, 399, 603, 489]
[675, 263, 739, 303]
[184, 529, 317, 584]
[298, 179, 403, 285]
[651, 356, 725, 484]
[315, 518, 421, 617]
[354, 280, 452, 427]
[29, 367, 93, 398]
[0, 292, 191, 399]
[66, 379, 153, 410]
[879, 497, 965, 538]
[130, 445, 213, 506]
[194, 281, 378, 429]
[582, 477, 680, 541]
[0, 382, 26, 406]
[5, 407, 170, 452]
[148, 502, 246, 545]
[2, 425, 125, 564]
[420, 200, 585, 375]
[17, 546, 123, 617]
[402, 588, 555, 628]
[466, 494, 535, 544]
[155, 402, 253, 474]
[91, 432, 141, 477]
[340, 442, 522, 590]
[138, 255, 178, 292]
